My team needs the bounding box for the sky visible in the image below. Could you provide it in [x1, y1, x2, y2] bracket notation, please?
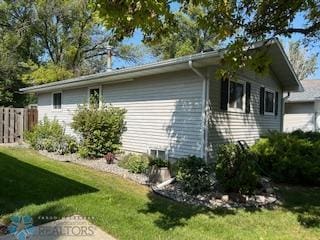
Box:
[114, 7, 320, 80]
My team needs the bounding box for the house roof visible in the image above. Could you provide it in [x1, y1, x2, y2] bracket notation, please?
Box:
[20, 38, 303, 94]
[286, 80, 320, 103]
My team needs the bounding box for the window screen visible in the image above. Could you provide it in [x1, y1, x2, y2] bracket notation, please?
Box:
[89, 88, 100, 106]
[265, 91, 274, 113]
[53, 93, 61, 109]
[229, 81, 244, 109]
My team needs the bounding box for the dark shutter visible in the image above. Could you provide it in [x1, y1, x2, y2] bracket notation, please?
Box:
[275, 91, 279, 116]
[245, 82, 251, 113]
[260, 87, 265, 115]
[220, 78, 229, 110]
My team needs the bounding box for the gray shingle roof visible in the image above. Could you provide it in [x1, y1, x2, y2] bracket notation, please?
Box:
[287, 80, 320, 102]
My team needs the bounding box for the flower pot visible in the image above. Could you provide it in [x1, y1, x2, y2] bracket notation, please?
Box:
[149, 166, 171, 183]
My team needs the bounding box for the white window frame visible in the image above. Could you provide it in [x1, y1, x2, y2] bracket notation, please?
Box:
[228, 80, 246, 113]
[52, 91, 62, 111]
[148, 148, 168, 160]
[88, 86, 102, 107]
[264, 88, 275, 116]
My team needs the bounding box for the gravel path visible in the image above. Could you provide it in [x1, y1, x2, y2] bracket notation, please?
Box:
[38, 150, 149, 185]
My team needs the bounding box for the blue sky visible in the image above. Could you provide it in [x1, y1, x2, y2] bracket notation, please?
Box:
[114, 8, 320, 79]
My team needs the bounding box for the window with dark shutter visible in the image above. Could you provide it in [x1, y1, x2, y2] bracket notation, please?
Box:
[260, 87, 265, 115]
[220, 78, 229, 110]
[245, 82, 251, 113]
[275, 91, 279, 116]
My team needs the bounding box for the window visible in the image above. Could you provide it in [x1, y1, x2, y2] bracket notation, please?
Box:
[53, 92, 61, 110]
[150, 149, 167, 160]
[265, 90, 275, 114]
[89, 87, 101, 106]
[229, 81, 244, 110]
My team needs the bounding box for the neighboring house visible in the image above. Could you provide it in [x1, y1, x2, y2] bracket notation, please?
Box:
[284, 80, 320, 132]
[20, 39, 301, 161]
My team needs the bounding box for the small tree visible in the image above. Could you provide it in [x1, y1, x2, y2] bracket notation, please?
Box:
[71, 102, 126, 158]
[288, 41, 318, 81]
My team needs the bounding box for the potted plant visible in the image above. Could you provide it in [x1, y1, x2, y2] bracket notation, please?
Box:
[148, 158, 171, 183]
[105, 152, 116, 164]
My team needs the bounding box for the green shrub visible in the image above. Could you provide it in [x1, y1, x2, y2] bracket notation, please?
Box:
[24, 117, 78, 154]
[176, 156, 213, 195]
[149, 157, 169, 168]
[215, 143, 259, 195]
[118, 153, 150, 173]
[24, 117, 63, 149]
[71, 103, 126, 158]
[251, 131, 320, 185]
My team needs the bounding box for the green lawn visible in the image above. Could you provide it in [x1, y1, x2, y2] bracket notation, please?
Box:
[0, 147, 319, 240]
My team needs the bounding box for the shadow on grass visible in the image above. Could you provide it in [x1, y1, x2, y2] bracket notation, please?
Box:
[0, 152, 97, 216]
[139, 192, 236, 230]
[141, 186, 320, 230]
[278, 185, 320, 228]
[31, 203, 75, 225]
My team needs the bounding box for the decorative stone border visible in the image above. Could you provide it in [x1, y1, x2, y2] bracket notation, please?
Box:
[38, 150, 149, 185]
[152, 181, 280, 209]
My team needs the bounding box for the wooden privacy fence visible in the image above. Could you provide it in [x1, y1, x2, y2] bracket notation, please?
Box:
[0, 107, 38, 143]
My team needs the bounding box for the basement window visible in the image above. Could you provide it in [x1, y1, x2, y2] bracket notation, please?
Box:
[52, 92, 62, 110]
[150, 149, 167, 160]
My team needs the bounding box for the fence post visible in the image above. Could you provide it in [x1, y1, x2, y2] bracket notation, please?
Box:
[3, 108, 9, 143]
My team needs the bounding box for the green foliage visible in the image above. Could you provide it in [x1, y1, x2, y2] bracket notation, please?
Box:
[148, 5, 218, 59]
[24, 117, 78, 154]
[149, 157, 169, 168]
[118, 153, 151, 173]
[215, 144, 259, 195]
[97, 0, 320, 79]
[251, 131, 320, 185]
[71, 103, 126, 158]
[22, 62, 74, 85]
[176, 156, 213, 195]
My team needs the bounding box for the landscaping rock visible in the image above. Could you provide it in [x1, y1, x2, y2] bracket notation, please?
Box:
[38, 150, 149, 185]
[152, 182, 279, 210]
[221, 195, 229, 202]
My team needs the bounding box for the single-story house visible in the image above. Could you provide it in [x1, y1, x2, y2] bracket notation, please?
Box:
[284, 80, 320, 132]
[20, 39, 302, 161]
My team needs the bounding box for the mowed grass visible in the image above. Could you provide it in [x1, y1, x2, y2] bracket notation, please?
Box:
[0, 147, 319, 240]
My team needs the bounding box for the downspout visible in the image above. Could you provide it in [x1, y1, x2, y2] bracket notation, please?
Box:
[281, 92, 290, 132]
[188, 60, 209, 162]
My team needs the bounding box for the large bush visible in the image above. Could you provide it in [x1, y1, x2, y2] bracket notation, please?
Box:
[71, 103, 126, 158]
[118, 153, 150, 173]
[251, 131, 320, 185]
[176, 156, 213, 195]
[215, 143, 259, 195]
[24, 117, 78, 154]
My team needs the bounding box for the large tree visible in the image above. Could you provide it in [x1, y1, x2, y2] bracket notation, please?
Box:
[288, 41, 318, 81]
[148, 5, 218, 59]
[96, 0, 320, 77]
[0, 0, 142, 106]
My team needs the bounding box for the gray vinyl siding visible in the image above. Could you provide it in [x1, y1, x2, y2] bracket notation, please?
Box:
[284, 102, 316, 132]
[37, 70, 204, 158]
[283, 113, 315, 132]
[207, 69, 283, 160]
[285, 102, 314, 114]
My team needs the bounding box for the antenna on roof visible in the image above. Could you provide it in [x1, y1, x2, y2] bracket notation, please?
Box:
[106, 45, 113, 72]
